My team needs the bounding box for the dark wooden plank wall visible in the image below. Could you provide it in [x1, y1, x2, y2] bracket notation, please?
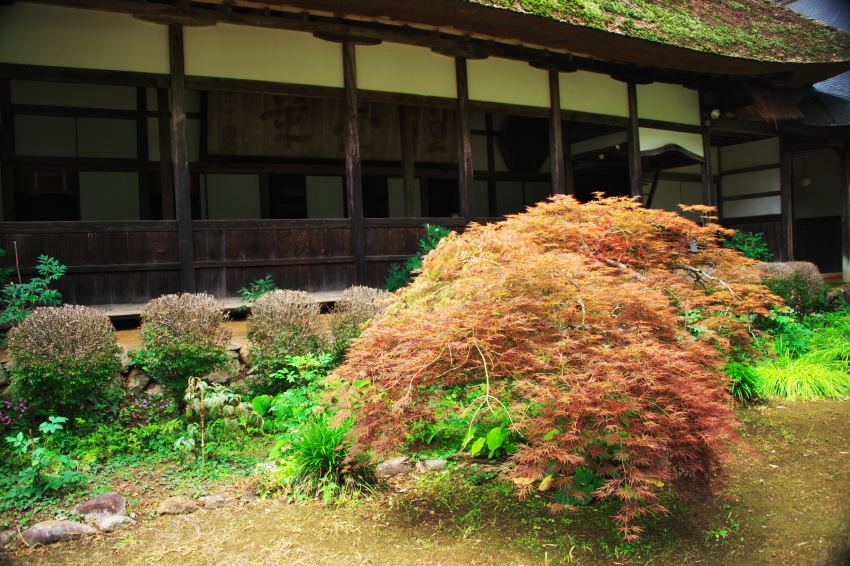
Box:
[724, 215, 842, 272]
[0, 223, 181, 305]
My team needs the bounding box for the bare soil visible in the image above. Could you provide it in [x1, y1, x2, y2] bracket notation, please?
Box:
[3, 399, 850, 566]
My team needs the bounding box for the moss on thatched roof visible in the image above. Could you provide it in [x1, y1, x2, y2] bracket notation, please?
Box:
[469, 0, 850, 63]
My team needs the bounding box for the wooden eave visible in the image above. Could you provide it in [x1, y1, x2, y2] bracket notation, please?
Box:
[19, 0, 850, 89]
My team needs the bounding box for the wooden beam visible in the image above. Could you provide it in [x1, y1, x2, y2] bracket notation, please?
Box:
[779, 135, 795, 262]
[168, 23, 196, 292]
[626, 82, 643, 199]
[456, 58, 475, 222]
[399, 106, 417, 217]
[548, 70, 565, 195]
[156, 88, 176, 220]
[701, 124, 715, 209]
[841, 149, 850, 283]
[0, 62, 169, 88]
[343, 42, 366, 284]
[0, 79, 16, 221]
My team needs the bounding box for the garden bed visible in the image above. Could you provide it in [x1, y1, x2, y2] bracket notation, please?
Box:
[4, 398, 849, 566]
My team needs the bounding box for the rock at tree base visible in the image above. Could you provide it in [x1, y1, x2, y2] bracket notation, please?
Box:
[157, 496, 199, 515]
[125, 367, 151, 394]
[197, 494, 236, 509]
[117, 344, 133, 373]
[416, 459, 448, 473]
[21, 521, 96, 546]
[376, 457, 415, 477]
[91, 514, 135, 532]
[76, 492, 127, 517]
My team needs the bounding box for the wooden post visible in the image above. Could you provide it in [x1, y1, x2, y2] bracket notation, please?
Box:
[626, 82, 643, 199]
[343, 42, 366, 284]
[841, 149, 850, 283]
[646, 166, 663, 208]
[399, 106, 416, 217]
[0, 79, 15, 221]
[701, 124, 715, 209]
[168, 23, 196, 292]
[548, 70, 565, 195]
[779, 135, 795, 262]
[456, 58, 475, 222]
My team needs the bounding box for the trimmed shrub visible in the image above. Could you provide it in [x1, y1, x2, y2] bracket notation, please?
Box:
[757, 261, 832, 315]
[247, 290, 329, 384]
[138, 293, 231, 404]
[8, 305, 121, 418]
[331, 195, 781, 540]
[329, 286, 392, 363]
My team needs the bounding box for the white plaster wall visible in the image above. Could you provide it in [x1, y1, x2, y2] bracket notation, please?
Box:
[357, 43, 456, 99]
[720, 137, 779, 171]
[468, 58, 549, 108]
[0, 4, 168, 74]
[723, 196, 781, 218]
[560, 71, 628, 117]
[639, 128, 704, 157]
[637, 83, 700, 125]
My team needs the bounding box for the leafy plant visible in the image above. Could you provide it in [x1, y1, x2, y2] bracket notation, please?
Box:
[0, 255, 66, 327]
[554, 467, 606, 506]
[236, 274, 278, 312]
[462, 425, 517, 459]
[138, 293, 232, 405]
[385, 224, 452, 292]
[276, 414, 374, 502]
[247, 352, 334, 398]
[7, 305, 121, 418]
[753, 350, 850, 400]
[722, 230, 773, 262]
[178, 377, 260, 466]
[724, 361, 762, 403]
[1, 416, 84, 511]
[247, 290, 329, 385]
[332, 195, 782, 540]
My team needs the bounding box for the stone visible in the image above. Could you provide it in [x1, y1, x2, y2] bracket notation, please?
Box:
[0, 529, 16, 549]
[197, 494, 236, 509]
[202, 359, 241, 385]
[21, 520, 96, 546]
[117, 344, 133, 373]
[238, 344, 252, 365]
[376, 456, 415, 477]
[156, 496, 199, 515]
[0, 364, 8, 387]
[239, 488, 259, 502]
[76, 492, 126, 517]
[415, 459, 448, 473]
[227, 342, 242, 352]
[125, 367, 151, 394]
[90, 514, 135, 532]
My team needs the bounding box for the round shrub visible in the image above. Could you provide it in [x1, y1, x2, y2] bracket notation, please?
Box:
[138, 293, 231, 403]
[757, 261, 833, 315]
[247, 289, 329, 382]
[8, 305, 121, 418]
[329, 286, 392, 363]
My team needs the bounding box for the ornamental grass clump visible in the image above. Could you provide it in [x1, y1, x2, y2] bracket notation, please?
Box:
[329, 286, 392, 363]
[330, 195, 783, 540]
[247, 290, 329, 383]
[139, 293, 231, 404]
[8, 305, 121, 418]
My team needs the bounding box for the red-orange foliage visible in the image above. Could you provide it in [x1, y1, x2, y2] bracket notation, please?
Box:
[330, 195, 781, 540]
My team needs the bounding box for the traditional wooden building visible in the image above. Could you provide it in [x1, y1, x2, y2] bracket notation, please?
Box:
[1, 0, 849, 305]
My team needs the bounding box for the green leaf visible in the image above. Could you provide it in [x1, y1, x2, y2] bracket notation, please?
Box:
[486, 426, 508, 453]
[544, 428, 561, 441]
[252, 395, 273, 417]
[469, 437, 486, 456]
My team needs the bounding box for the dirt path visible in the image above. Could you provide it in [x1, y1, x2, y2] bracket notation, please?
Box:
[4, 399, 850, 566]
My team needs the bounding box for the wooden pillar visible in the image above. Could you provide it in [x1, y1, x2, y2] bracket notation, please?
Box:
[399, 106, 417, 217]
[343, 42, 366, 285]
[779, 135, 795, 262]
[841, 149, 850, 283]
[626, 82, 643, 199]
[0, 79, 15, 221]
[701, 125, 715, 209]
[455, 58, 475, 222]
[548, 70, 565, 195]
[168, 23, 196, 292]
[137, 87, 152, 220]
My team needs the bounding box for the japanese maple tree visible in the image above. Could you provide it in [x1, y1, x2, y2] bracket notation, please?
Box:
[330, 195, 781, 540]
